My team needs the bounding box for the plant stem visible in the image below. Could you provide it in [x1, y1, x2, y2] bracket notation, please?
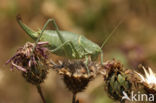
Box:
[36, 85, 46, 103]
[72, 93, 76, 103]
[72, 93, 79, 103]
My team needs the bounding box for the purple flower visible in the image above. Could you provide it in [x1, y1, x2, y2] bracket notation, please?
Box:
[6, 42, 49, 72]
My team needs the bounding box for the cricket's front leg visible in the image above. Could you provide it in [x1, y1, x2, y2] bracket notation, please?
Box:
[84, 56, 90, 74]
[100, 51, 104, 65]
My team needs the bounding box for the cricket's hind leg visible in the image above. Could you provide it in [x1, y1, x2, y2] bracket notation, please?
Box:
[51, 19, 81, 59]
[50, 40, 80, 58]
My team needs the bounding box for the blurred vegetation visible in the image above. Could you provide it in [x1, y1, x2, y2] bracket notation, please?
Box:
[0, 0, 156, 103]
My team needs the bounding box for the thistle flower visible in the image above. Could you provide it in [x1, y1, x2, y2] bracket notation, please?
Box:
[6, 42, 50, 85]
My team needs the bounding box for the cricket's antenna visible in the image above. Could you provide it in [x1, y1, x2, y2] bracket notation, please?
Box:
[100, 16, 126, 49]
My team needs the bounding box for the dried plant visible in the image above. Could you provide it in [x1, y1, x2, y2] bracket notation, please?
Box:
[52, 59, 99, 103]
[136, 66, 156, 101]
[6, 42, 50, 103]
[6, 42, 156, 103]
[98, 60, 132, 102]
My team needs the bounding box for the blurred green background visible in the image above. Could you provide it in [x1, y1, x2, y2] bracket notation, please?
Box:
[0, 0, 156, 103]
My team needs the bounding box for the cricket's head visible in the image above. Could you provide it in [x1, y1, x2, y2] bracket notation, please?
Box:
[91, 48, 101, 61]
[16, 15, 39, 40]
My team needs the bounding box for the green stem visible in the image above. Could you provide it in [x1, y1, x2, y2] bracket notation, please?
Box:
[72, 93, 76, 103]
[36, 85, 46, 103]
[72, 93, 79, 103]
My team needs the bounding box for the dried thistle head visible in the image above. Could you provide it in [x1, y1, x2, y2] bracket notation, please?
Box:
[136, 66, 156, 94]
[53, 60, 98, 94]
[6, 42, 50, 85]
[99, 60, 123, 79]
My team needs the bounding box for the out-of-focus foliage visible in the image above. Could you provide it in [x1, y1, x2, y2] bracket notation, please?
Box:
[0, 0, 156, 103]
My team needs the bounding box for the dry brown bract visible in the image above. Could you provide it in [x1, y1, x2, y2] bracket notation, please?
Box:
[53, 60, 99, 94]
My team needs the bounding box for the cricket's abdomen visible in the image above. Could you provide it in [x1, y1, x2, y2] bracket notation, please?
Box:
[40, 30, 101, 59]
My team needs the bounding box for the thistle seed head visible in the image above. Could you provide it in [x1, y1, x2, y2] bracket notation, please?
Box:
[54, 60, 98, 94]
